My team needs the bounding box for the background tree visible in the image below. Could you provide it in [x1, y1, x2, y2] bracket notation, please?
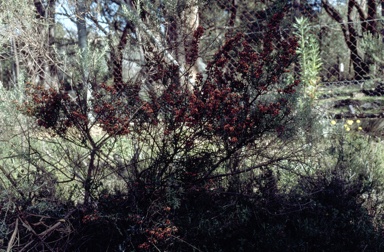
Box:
[0, 1, 383, 251]
[321, 0, 377, 80]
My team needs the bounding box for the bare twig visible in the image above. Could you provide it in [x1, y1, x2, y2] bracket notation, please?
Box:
[6, 218, 18, 252]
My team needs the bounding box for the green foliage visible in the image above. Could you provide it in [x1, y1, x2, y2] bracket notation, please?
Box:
[4, 113, 384, 251]
[0, 2, 384, 252]
[361, 34, 383, 61]
[294, 17, 322, 100]
[360, 32, 384, 78]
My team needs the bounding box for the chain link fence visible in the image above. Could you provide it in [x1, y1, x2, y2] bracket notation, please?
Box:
[299, 1, 384, 121]
[1, 1, 384, 122]
[117, 0, 384, 122]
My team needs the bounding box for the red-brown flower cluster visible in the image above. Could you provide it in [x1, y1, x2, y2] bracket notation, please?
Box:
[82, 210, 100, 224]
[21, 10, 299, 146]
[138, 224, 178, 250]
[22, 84, 86, 135]
[119, 10, 300, 146]
[157, 11, 298, 144]
[186, 26, 205, 65]
[93, 83, 141, 135]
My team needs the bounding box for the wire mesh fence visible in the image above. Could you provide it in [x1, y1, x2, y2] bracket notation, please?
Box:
[296, 0, 384, 120]
[1, 0, 384, 120]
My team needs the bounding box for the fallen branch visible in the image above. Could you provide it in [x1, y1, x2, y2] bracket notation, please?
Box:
[6, 218, 18, 252]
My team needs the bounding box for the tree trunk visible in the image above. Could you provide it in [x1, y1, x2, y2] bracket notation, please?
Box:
[367, 0, 377, 35]
[112, 22, 134, 90]
[83, 149, 96, 207]
[322, 0, 369, 79]
[76, 0, 94, 120]
[182, 0, 200, 87]
[33, 0, 58, 88]
[76, 0, 88, 84]
[347, 0, 369, 79]
[122, 0, 199, 88]
[47, 0, 58, 88]
[10, 38, 19, 88]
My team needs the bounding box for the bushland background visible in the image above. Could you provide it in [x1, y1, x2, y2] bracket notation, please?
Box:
[1, 0, 384, 251]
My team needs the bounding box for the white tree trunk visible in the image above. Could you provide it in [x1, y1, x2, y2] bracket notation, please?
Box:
[122, 0, 201, 88]
[76, 0, 93, 121]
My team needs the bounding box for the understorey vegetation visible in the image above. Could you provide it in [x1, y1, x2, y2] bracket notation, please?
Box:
[0, 3, 383, 252]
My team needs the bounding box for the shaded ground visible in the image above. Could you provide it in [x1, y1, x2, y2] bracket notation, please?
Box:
[318, 81, 384, 136]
